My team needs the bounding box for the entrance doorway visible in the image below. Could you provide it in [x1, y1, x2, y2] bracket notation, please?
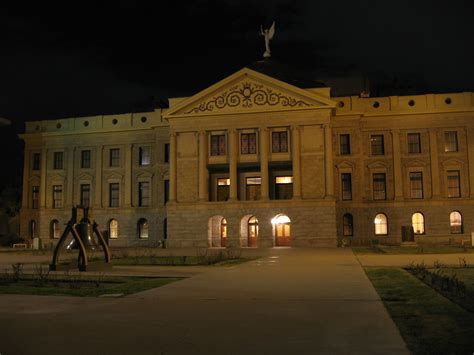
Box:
[272, 214, 291, 246]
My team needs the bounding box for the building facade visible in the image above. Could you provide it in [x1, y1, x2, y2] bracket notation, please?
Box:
[19, 67, 474, 248]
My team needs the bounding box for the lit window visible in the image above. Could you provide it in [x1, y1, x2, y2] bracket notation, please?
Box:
[211, 135, 226, 156]
[341, 173, 352, 200]
[407, 133, 421, 154]
[217, 178, 230, 201]
[138, 218, 149, 239]
[80, 184, 90, 208]
[275, 176, 293, 200]
[373, 173, 386, 200]
[139, 147, 151, 166]
[447, 170, 461, 198]
[109, 219, 118, 239]
[53, 185, 63, 208]
[241, 133, 257, 154]
[81, 150, 91, 169]
[340, 134, 351, 155]
[343, 213, 353, 236]
[412, 212, 425, 234]
[220, 218, 227, 247]
[53, 152, 64, 169]
[248, 216, 259, 247]
[374, 213, 388, 235]
[246, 177, 261, 201]
[450, 211, 462, 234]
[444, 131, 458, 152]
[272, 131, 288, 153]
[370, 135, 384, 155]
[409, 172, 423, 199]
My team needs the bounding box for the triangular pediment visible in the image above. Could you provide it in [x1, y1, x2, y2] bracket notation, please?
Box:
[164, 68, 335, 118]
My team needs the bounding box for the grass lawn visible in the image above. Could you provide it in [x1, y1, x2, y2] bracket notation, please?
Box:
[354, 246, 474, 255]
[0, 274, 183, 297]
[365, 267, 474, 355]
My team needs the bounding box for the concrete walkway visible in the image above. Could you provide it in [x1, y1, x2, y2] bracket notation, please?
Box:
[0, 248, 408, 354]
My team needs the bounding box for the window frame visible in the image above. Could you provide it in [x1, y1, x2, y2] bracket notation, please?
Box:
[339, 134, 351, 155]
[407, 133, 421, 154]
[109, 182, 120, 207]
[449, 211, 463, 234]
[32, 185, 39, 209]
[52, 185, 63, 209]
[412, 212, 425, 235]
[53, 152, 64, 170]
[80, 184, 91, 208]
[81, 150, 91, 169]
[444, 131, 458, 153]
[139, 146, 151, 166]
[271, 131, 289, 153]
[138, 181, 150, 207]
[374, 213, 388, 235]
[109, 148, 120, 167]
[343, 213, 354, 236]
[210, 134, 226, 156]
[370, 135, 385, 156]
[32, 153, 41, 171]
[240, 132, 257, 155]
[341, 173, 352, 201]
[409, 172, 423, 199]
[447, 170, 461, 198]
[372, 173, 387, 200]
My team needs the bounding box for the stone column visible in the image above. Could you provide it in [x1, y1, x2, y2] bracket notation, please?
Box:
[21, 150, 30, 208]
[94, 146, 103, 208]
[124, 143, 133, 207]
[391, 130, 403, 200]
[260, 127, 269, 200]
[467, 128, 474, 197]
[198, 131, 208, 201]
[291, 126, 302, 199]
[324, 124, 335, 198]
[66, 147, 75, 208]
[169, 132, 177, 202]
[429, 129, 441, 198]
[229, 129, 238, 201]
[39, 148, 47, 208]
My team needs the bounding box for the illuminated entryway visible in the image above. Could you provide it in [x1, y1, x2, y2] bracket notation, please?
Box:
[208, 215, 227, 247]
[240, 215, 258, 247]
[272, 214, 291, 247]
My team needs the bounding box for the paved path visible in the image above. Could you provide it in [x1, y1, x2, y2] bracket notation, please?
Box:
[0, 248, 408, 354]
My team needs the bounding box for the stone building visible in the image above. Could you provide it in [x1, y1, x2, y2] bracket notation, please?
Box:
[19, 67, 474, 248]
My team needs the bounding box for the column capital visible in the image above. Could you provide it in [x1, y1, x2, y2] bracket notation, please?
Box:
[290, 125, 300, 132]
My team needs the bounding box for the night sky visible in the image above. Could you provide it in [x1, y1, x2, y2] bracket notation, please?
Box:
[0, 0, 473, 189]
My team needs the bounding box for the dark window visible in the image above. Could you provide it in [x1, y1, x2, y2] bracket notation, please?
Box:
[343, 213, 353, 236]
[444, 131, 458, 152]
[241, 133, 257, 154]
[246, 177, 261, 200]
[272, 131, 288, 153]
[340, 134, 351, 155]
[53, 152, 63, 169]
[139, 147, 151, 166]
[370, 135, 384, 155]
[53, 185, 63, 208]
[29, 220, 36, 238]
[211, 135, 226, 156]
[110, 148, 120, 167]
[139, 182, 150, 207]
[109, 183, 120, 207]
[80, 184, 90, 208]
[217, 178, 230, 201]
[32, 186, 39, 209]
[409, 172, 423, 199]
[341, 173, 352, 200]
[137, 218, 149, 239]
[164, 180, 169, 204]
[373, 173, 386, 200]
[164, 143, 170, 163]
[275, 176, 293, 200]
[447, 170, 461, 198]
[32, 153, 41, 170]
[81, 150, 91, 169]
[407, 133, 421, 154]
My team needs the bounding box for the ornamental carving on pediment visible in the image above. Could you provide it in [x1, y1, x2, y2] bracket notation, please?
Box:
[185, 81, 311, 113]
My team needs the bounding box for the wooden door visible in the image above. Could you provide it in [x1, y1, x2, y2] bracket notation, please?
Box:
[275, 223, 290, 246]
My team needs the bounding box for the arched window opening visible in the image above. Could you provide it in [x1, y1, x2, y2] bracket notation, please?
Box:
[138, 218, 149, 239]
[272, 214, 291, 246]
[374, 213, 388, 235]
[450, 211, 463, 234]
[412, 213, 425, 234]
[109, 219, 118, 239]
[343, 214, 353, 236]
[50, 219, 61, 239]
[220, 218, 227, 247]
[248, 216, 259, 247]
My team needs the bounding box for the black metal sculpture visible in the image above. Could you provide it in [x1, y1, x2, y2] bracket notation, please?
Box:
[50, 207, 112, 271]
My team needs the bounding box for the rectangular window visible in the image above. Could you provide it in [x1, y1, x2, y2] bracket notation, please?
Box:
[53, 152, 64, 170]
[32, 153, 41, 170]
[373, 173, 386, 200]
[81, 150, 91, 169]
[217, 178, 230, 201]
[275, 176, 293, 200]
[272, 131, 288, 153]
[447, 170, 461, 198]
[241, 133, 257, 154]
[341, 173, 352, 200]
[409, 172, 423, 199]
[407, 133, 421, 154]
[444, 131, 458, 152]
[164, 180, 169, 204]
[32, 186, 39, 209]
[80, 184, 91, 208]
[109, 183, 120, 207]
[340, 134, 351, 155]
[139, 182, 150, 207]
[109, 148, 120, 167]
[246, 177, 261, 200]
[210, 135, 226, 156]
[370, 135, 384, 155]
[53, 185, 63, 208]
[139, 147, 151, 166]
[164, 143, 170, 163]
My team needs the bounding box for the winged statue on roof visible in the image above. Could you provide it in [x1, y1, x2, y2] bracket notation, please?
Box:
[260, 21, 275, 58]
